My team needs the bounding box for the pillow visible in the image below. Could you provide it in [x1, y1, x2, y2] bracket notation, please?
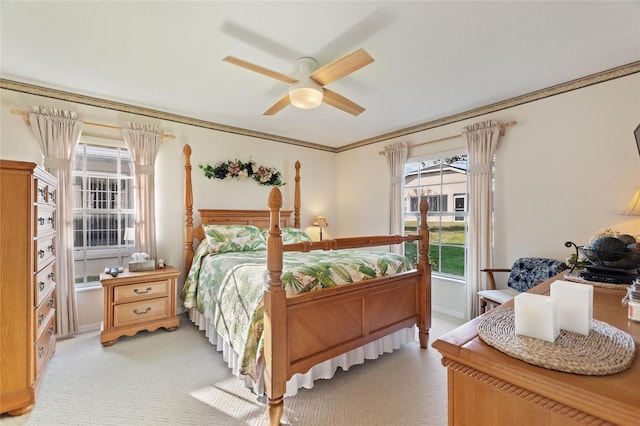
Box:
[203, 224, 266, 254]
[262, 227, 313, 244]
[507, 258, 568, 292]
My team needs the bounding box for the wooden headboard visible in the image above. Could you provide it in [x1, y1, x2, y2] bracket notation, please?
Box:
[193, 209, 293, 242]
[183, 144, 301, 271]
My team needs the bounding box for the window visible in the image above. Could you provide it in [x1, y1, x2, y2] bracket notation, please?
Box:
[453, 193, 466, 221]
[72, 144, 135, 288]
[403, 155, 468, 278]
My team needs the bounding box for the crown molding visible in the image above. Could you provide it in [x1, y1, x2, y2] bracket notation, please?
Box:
[0, 78, 336, 153]
[338, 61, 640, 152]
[2, 60, 638, 154]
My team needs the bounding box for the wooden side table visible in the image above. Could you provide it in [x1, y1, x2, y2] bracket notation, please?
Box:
[100, 266, 180, 346]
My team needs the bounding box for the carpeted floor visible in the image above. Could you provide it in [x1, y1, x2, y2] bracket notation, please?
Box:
[1, 312, 462, 426]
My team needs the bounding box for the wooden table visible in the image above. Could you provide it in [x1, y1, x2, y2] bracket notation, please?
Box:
[100, 266, 180, 346]
[432, 273, 640, 426]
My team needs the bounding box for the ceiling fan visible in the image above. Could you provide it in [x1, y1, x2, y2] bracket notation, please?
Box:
[223, 48, 374, 116]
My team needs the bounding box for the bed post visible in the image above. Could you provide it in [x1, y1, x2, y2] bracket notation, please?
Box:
[184, 144, 194, 275]
[294, 160, 300, 228]
[265, 187, 286, 426]
[417, 198, 431, 348]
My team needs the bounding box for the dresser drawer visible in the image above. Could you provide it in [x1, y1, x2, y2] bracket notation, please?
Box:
[35, 314, 56, 377]
[35, 288, 56, 339]
[36, 179, 57, 207]
[34, 262, 56, 307]
[35, 234, 55, 271]
[34, 205, 56, 237]
[113, 297, 170, 327]
[113, 280, 168, 304]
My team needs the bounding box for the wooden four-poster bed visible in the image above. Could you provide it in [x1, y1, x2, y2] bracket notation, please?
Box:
[181, 144, 432, 425]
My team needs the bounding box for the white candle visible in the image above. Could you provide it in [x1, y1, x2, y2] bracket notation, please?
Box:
[550, 280, 593, 336]
[514, 293, 559, 343]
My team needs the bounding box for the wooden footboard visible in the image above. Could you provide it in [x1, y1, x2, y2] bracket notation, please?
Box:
[286, 270, 423, 375]
[265, 187, 430, 426]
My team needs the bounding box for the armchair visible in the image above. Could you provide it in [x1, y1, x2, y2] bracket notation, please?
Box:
[478, 257, 568, 314]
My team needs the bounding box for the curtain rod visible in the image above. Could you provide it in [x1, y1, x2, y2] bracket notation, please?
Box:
[10, 108, 176, 139]
[378, 120, 517, 155]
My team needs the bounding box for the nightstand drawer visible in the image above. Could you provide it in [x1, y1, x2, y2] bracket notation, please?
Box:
[113, 297, 170, 327]
[113, 280, 169, 304]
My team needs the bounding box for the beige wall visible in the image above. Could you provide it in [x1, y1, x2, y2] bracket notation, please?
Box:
[337, 73, 640, 320]
[2, 73, 639, 326]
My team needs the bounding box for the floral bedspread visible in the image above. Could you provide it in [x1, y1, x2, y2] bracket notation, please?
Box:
[180, 241, 413, 380]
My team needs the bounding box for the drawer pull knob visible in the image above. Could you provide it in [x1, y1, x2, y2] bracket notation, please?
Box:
[134, 287, 153, 295]
[49, 191, 55, 202]
[47, 217, 55, 225]
[48, 298, 55, 307]
[38, 249, 45, 258]
[38, 281, 45, 291]
[133, 307, 152, 315]
[38, 217, 45, 225]
[38, 346, 45, 358]
[48, 271, 56, 281]
[39, 187, 46, 197]
[38, 313, 45, 325]
[48, 326, 54, 335]
[47, 244, 55, 252]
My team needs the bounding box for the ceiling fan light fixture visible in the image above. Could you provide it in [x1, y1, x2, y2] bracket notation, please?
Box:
[289, 79, 323, 109]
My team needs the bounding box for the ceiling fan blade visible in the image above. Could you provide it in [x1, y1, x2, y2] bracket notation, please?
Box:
[322, 88, 365, 116]
[263, 94, 291, 116]
[223, 56, 298, 84]
[310, 48, 374, 86]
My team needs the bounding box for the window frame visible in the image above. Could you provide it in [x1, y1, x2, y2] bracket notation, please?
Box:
[403, 149, 469, 280]
[72, 141, 135, 289]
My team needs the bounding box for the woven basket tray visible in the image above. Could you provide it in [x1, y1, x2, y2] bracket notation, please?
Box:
[478, 308, 636, 375]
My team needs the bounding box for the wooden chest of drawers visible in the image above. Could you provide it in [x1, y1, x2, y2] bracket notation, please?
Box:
[100, 266, 180, 346]
[1, 160, 58, 415]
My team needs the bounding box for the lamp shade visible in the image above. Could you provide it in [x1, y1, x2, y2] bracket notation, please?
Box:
[312, 216, 329, 227]
[123, 227, 135, 242]
[289, 78, 323, 109]
[621, 188, 640, 216]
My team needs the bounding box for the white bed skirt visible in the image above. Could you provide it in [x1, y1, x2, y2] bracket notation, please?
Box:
[186, 307, 415, 397]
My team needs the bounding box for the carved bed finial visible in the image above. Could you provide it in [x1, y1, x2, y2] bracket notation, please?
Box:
[268, 187, 283, 210]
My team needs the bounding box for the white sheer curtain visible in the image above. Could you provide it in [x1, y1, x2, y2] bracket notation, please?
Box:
[384, 141, 408, 255]
[29, 106, 83, 337]
[462, 120, 501, 319]
[122, 123, 162, 261]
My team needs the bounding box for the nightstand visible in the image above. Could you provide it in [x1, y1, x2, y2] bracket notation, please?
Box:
[100, 266, 180, 346]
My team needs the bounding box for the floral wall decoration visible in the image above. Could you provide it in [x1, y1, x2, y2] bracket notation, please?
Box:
[199, 159, 285, 186]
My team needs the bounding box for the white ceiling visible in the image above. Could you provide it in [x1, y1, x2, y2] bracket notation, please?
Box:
[1, 1, 639, 150]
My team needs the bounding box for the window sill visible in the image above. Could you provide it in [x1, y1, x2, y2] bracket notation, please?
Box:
[432, 273, 466, 285]
[75, 282, 102, 291]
